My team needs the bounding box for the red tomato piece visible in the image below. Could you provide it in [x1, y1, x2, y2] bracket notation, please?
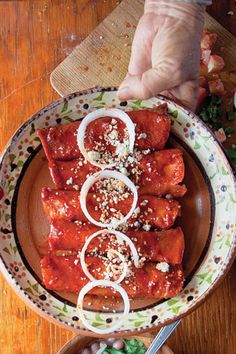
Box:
[208, 79, 225, 95]
[201, 31, 218, 50]
[201, 49, 211, 65]
[214, 128, 226, 143]
[196, 87, 208, 111]
[200, 62, 208, 76]
[208, 55, 225, 74]
[199, 76, 208, 88]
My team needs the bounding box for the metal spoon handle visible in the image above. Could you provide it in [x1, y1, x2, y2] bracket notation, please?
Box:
[145, 320, 181, 354]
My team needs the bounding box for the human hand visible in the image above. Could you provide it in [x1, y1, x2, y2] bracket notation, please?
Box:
[117, 0, 205, 111]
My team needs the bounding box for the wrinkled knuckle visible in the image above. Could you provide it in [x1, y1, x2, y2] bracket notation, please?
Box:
[170, 63, 185, 83]
[140, 84, 152, 100]
[141, 88, 152, 100]
[141, 72, 157, 98]
[139, 12, 155, 25]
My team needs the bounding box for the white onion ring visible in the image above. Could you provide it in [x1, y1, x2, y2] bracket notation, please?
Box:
[80, 230, 128, 283]
[80, 170, 138, 229]
[80, 229, 139, 284]
[77, 108, 135, 169]
[77, 280, 130, 334]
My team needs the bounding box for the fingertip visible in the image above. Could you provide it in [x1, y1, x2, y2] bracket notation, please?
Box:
[117, 86, 134, 101]
[117, 77, 135, 101]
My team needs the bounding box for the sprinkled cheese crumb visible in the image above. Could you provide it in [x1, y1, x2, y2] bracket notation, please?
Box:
[137, 132, 147, 140]
[87, 150, 101, 161]
[143, 149, 151, 155]
[108, 130, 118, 140]
[116, 143, 129, 157]
[120, 167, 129, 176]
[66, 177, 73, 185]
[111, 118, 117, 125]
[74, 259, 79, 265]
[143, 224, 151, 231]
[140, 199, 148, 206]
[134, 207, 140, 214]
[156, 262, 169, 273]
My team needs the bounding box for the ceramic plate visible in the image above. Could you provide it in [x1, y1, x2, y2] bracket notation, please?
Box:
[0, 87, 236, 336]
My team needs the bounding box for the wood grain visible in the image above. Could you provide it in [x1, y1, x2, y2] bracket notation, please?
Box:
[50, 0, 143, 95]
[50, 1, 236, 97]
[0, 1, 236, 354]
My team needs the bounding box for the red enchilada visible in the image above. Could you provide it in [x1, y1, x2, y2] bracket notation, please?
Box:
[38, 105, 186, 333]
[38, 105, 170, 162]
[41, 188, 181, 229]
[41, 255, 184, 298]
[48, 221, 184, 264]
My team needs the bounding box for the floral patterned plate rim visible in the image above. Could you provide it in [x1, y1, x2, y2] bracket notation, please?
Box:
[0, 87, 236, 336]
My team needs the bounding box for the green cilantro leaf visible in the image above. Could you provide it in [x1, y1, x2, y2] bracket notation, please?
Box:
[106, 348, 126, 354]
[197, 95, 223, 131]
[226, 148, 236, 168]
[124, 339, 146, 354]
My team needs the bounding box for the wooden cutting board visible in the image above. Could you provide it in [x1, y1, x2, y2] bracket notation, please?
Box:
[50, 0, 236, 97]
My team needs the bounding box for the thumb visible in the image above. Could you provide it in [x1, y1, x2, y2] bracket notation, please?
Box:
[118, 66, 178, 101]
[162, 79, 199, 112]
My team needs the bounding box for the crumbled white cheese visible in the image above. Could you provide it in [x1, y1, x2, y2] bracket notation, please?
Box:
[137, 132, 147, 140]
[133, 221, 140, 228]
[111, 118, 117, 125]
[156, 262, 169, 273]
[87, 150, 101, 161]
[127, 156, 134, 164]
[120, 167, 129, 176]
[143, 224, 151, 231]
[133, 207, 141, 215]
[108, 130, 118, 140]
[66, 177, 73, 185]
[116, 142, 129, 157]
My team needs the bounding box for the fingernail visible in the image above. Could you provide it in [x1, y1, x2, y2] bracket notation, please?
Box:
[117, 86, 133, 101]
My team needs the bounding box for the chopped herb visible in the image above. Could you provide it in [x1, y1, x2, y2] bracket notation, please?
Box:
[124, 339, 146, 354]
[106, 348, 125, 354]
[197, 95, 223, 131]
[101, 339, 146, 354]
[226, 148, 236, 168]
[224, 127, 234, 135]
[226, 111, 235, 121]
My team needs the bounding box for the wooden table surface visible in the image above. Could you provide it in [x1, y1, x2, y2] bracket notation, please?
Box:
[0, 1, 236, 353]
